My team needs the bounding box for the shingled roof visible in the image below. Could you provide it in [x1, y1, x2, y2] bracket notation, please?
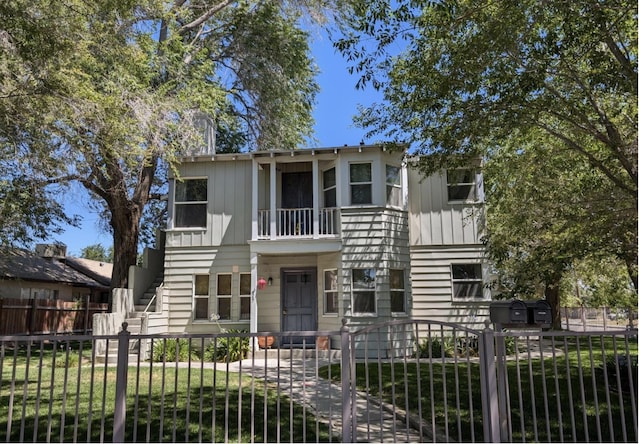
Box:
[0, 248, 111, 288]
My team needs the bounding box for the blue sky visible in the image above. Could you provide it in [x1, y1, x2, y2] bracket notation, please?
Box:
[51, 33, 379, 256]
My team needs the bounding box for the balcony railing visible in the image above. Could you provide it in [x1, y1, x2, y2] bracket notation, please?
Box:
[257, 208, 339, 239]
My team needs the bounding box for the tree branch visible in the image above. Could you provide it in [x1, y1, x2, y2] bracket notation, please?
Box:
[178, 0, 234, 34]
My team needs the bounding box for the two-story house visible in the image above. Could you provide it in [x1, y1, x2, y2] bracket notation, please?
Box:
[149, 144, 489, 344]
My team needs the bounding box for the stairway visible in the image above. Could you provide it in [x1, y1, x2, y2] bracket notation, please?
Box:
[135, 274, 164, 313]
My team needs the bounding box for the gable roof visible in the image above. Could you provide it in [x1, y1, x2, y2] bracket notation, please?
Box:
[0, 248, 111, 288]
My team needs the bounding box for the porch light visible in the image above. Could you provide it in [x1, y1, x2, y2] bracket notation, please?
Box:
[257, 277, 267, 290]
[267, 277, 273, 286]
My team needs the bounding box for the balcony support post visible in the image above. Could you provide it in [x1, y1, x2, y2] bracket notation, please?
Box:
[270, 160, 277, 240]
[312, 159, 319, 239]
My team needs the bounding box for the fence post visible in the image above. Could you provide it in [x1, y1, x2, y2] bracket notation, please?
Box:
[478, 320, 501, 442]
[340, 319, 352, 443]
[113, 322, 130, 442]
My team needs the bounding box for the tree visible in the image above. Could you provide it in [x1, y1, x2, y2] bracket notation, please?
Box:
[335, 0, 637, 313]
[1, 0, 335, 289]
[80, 244, 114, 263]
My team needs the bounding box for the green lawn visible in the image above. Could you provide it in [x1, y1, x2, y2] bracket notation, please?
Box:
[319, 335, 638, 443]
[0, 343, 332, 443]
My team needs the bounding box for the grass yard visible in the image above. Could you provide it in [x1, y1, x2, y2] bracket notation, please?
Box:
[319, 335, 638, 443]
[0, 342, 332, 443]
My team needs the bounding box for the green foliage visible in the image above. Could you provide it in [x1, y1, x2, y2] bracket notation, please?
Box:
[152, 338, 199, 362]
[80, 243, 113, 262]
[0, 0, 330, 287]
[336, 0, 638, 303]
[203, 330, 250, 362]
[417, 335, 481, 358]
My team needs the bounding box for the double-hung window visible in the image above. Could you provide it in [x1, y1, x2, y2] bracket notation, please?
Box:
[193, 274, 209, 320]
[451, 264, 484, 299]
[386, 165, 402, 207]
[390, 269, 406, 314]
[352, 268, 376, 314]
[446, 169, 477, 202]
[174, 178, 207, 228]
[350, 163, 372, 205]
[323, 269, 338, 315]
[216, 274, 232, 320]
[239, 273, 251, 320]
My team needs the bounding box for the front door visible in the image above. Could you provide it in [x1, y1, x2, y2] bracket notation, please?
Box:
[281, 269, 317, 346]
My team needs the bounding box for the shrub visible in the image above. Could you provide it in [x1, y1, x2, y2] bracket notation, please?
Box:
[204, 330, 250, 362]
[152, 338, 199, 362]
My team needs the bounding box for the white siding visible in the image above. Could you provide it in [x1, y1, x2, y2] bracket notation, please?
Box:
[163, 245, 251, 334]
[410, 245, 490, 329]
[166, 159, 252, 248]
[340, 207, 411, 326]
[407, 168, 485, 246]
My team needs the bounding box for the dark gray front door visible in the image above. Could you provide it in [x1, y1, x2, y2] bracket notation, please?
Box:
[282, 269, 316, 346]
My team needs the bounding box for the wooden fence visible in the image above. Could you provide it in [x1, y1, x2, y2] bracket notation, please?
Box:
[0, 297, 108, 335]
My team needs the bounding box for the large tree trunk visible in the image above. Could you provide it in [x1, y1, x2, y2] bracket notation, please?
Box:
[544, 275, 563, 330]
[110, 202, 142, 289]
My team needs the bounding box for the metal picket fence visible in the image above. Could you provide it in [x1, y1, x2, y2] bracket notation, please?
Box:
[0, 319, 637, 442]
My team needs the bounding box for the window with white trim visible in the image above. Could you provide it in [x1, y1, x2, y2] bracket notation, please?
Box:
[446, 169, 477, 202]
[193, 274, 209, 320]
[323, 269, 338, 315]
[350, 163, 372, 205]
[323, 167, 336, 207]
[174, 178, 207, 227]
[451, 264, 484, 299]
[352, 268, 376, 314]
[216, 274, 232, 320]
[386, 165, 402, 207]
[239, 273, 251, 320]
[390, 269, 406, 314]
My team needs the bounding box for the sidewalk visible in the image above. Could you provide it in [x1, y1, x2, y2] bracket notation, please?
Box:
[229, 356, 426, 443]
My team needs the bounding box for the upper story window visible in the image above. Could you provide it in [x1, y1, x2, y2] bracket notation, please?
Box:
[386, 165, 402, 207]
[174, 178, 207, 228]
[323, 167, 336, 207]
[451, 264, 484, 300]
[447, 169, 477, 202]
[349, 163, 372, 205]
[352, 268, 376, 315]
[390, 269, 406, 314]
[193, 274, 209, 320]
[323, 269, 338, 315]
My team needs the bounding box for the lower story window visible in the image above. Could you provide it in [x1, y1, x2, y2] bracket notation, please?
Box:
[390, 269, 406, 313]
[324, 269, 338, 315]
[239, 273, 251, 320]
[352, 268, 376, 314]
[217, 274, 232, 319]
[451, 264, 484, 299]
[194, 274, 209, 320]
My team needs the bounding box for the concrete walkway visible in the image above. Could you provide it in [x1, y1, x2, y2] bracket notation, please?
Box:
[228, 356, 426, 443]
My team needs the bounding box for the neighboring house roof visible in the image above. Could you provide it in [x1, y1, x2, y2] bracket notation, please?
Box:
[63, 257, 113, 286]
[0, 248, 111, 288]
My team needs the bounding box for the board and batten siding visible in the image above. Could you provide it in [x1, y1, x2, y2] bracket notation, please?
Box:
[407, 168, 485, 246]
[166, 159, 252, 249]
[340, 207, 411, 325]
[409, 245, 489, 329]
[162, 245, 251, 334]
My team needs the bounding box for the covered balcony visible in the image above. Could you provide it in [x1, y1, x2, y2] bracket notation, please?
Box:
[251, 155, 341, 242]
